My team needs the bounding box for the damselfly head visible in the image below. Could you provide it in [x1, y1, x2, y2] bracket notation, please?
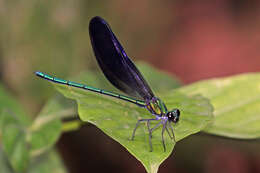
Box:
[167, 109, 180, 123]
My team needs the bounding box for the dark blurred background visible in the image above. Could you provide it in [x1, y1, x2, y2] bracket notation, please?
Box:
[1, 0, 260, 172]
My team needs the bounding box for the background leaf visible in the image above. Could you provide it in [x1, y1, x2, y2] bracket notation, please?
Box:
[44, 63, 213, 173]
[0, 147, 13, 173]
[0, 85, 31, 172]
[30, 95, 76, 156]
[0, 84, 67, 172]
[72, 62, 182, 94]
[1, 110, 30, 172]
[28, 150, 67, 173]
[0, 84, 30, 127]
[179, 73, 260, 139]
[136, 62, 181, 93]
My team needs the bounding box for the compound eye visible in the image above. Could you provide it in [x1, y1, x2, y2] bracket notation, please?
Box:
[174, 109, 180, 123]
[167, 112, 174, 121]
[175, 109, 180, 116]
[173, 115, 179, 123]
[167, 109, 180, 123]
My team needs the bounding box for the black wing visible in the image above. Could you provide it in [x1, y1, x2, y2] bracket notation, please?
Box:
[89, 16, 154, 101]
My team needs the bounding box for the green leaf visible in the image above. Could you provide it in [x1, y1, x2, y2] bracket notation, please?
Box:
[28, 150, 67, 173]
[179, 73, 260, 139]
[48, 64, 213, 173]
[0, 84, 67, 172]
[0, 84, 30, 128]
[30, 95, 76, 156]
[0, 84, 31, 172]
[0, 146, 13, 173]
[73, 62, 181, 92]
[0, 110, 30, 172]
[136, 62, 181, 93]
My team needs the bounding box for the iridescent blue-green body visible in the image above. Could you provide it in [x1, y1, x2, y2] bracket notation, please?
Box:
[35, 71, 146, 107]
[35, 16, 180, 152]
[35, 71, 180, 152]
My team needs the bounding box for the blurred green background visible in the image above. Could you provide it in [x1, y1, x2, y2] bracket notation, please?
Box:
[1, 0, 260, 172]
